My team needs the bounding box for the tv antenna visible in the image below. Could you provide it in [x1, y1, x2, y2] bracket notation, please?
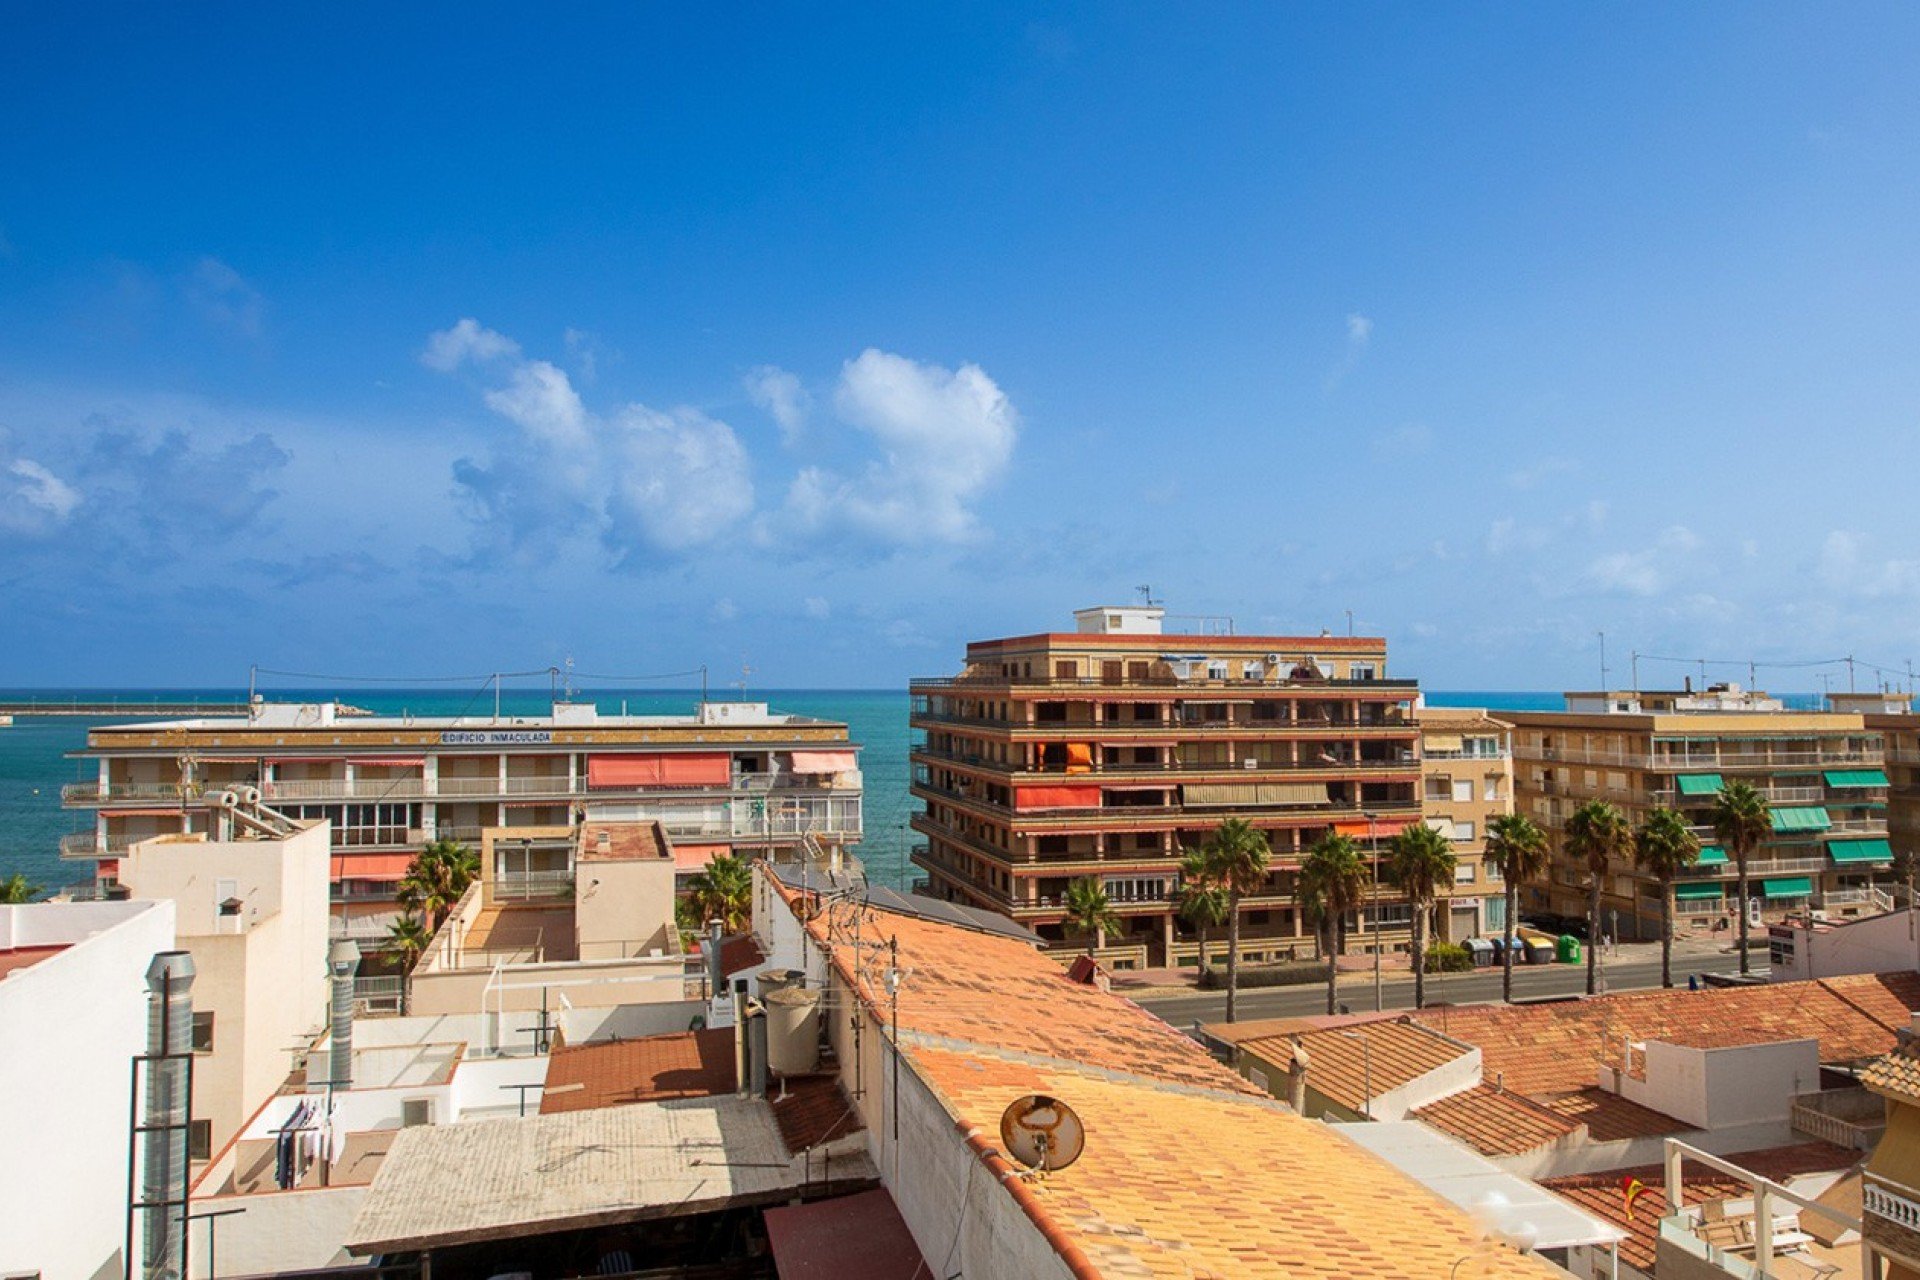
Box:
[1136, 584, 1160, 607]
[999, 1094, 1086, 1173]
[733, 658, 753, 698]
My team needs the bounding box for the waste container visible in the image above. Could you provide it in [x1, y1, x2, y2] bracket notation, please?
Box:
[1525, 938, 1556, 965]
[1464, 938, 1495, 968]
[1556, 934, 1582, 964]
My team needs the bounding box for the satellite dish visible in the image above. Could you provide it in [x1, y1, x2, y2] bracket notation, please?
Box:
[999, 1094, 1085, 1172]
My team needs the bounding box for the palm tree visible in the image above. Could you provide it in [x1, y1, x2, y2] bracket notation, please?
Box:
[1634, 806, 1702, 989]
[0, 872, 42, 904]
[1175, 846, 1229, 975]
[1297, 832, 1369, 1016]
[397, 839, 481, 931]
[687, 854, 754, 932]
[1062, 877, 1121, 958]
[1565, 799, 1633, 995]
[1711, 779, 1771, 976]
[1385, 823, 1456, 1009]
[1484, 813, 1549, 1003]
[1202, 818, 1273, 1023]
[386, 914, 431, 966]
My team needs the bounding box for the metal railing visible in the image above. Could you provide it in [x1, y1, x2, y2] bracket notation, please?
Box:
[352, 976, 405, 1016]
[489, 871, 574, 902]
[913, 747, 1417, 776]
[912, 674, 1418, 692]
[1519, 744, 1882, 770]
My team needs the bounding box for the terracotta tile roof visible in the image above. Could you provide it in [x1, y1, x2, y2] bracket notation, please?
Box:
[1541, 1142, 1859, 1272]
[1540, 1088, 1688, 1143]
[1411, 972, 1920, 1096]
[769, 1073, 863, 1153]
[1412, 1084, 1581, 1157]
[1238, 1019, 1475, 1112]
[1861, 1039, 1920, 1104]
[911, 1043, 1556, 1280]
[539, 1028, 735, 1112]
[773, 874, 1559, 1279]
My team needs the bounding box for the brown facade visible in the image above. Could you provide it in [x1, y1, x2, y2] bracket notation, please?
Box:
[1415, 707, 1514, 942]
[909, 616, 1421, 969]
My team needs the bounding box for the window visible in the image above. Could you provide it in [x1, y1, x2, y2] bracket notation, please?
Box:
[1241, 661, 1265, 680]
[1452, 779, 1474, 804]
[401, 1098, 434, 1127]
[1454, 863, 1476, 883]
[1451, 821, 1476, 843]
[1206, 661, 1228, 681]
[189, 1119, 212, 1162]
[1483, 779, 1500, 802]
[191, 1011, 215, 1054]
[1054, 661, 1077, 679]
[1349, 663, 1377, 681]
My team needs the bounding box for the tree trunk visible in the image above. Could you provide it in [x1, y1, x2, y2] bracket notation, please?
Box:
[1736, 850, 1751, 975]
[1502, 882, 1517, 1003]
[1412, 897, 1427, 1009]
[1661, 882, 1674, 988]
[1325, 917, 1339, 1015]
[1196, 924, 1209, 976]
[1225, 893, 1242, 1023]
[1586, 877, 1600, 995]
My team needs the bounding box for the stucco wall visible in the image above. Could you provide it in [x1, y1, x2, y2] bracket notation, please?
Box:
[575, 853, 675, 958]
[186, 1186, 368, 1278]
[407, 953, 689, 1015]
[0, 900, 176, 1280]
[1774, 908, 1920, 983]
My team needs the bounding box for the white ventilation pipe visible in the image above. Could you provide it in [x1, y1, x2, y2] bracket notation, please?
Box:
[141, 950, 196, 1280]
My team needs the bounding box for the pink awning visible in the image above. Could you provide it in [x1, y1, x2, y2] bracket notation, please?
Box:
[587, 753, 731, 788]
[790, 749, 857, 774]
[671, 842, 731, 871]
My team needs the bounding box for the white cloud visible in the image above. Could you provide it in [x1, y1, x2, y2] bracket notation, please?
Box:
[1819, 529, 1920, 599]
[710, 597, 739, 622]
[778, 349, 1018, 545]
[802, 595, 830, 620]
[429, 320, 753, 564]
[1347, 313, 1373, 346]
[422, 318, 521, 372]
[564, 328, 604, 382]
[1, 455, 81, 534]
[745, 365, 809, 444]
[1588, 550, 1663, 596]
[184, 256, 264, 339]
[1325, 313, 1373, 392]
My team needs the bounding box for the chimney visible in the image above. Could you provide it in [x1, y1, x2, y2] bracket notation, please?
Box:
[327, 939, 361, 1090]
[140, 951, 196, 1280]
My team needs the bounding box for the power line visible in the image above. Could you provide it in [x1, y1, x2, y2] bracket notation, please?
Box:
[250, 664, 557, 685]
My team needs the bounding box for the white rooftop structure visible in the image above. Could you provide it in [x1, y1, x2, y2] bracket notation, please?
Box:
[1336, 1121, 1628, 1259]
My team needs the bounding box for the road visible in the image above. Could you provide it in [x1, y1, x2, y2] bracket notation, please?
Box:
[1132, 948, 1765, 1026]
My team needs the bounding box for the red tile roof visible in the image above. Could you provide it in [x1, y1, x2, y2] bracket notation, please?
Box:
[1238, 1019, 1475, 1112]
[539, 1029, 735, 1112]
[1412, 1084, 1582, 1157]
[1541, 1142, 1859, 1272]
[1540, 1088, 1688, 1143]
[1410, 972, 1920, 1096]
[1861, 1039, 1920, 1105]
[769, 1073, 862, 1154]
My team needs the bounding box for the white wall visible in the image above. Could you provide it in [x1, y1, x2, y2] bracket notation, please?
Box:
[1609, 1039, 1820, 1131]
[0, 900, 176, 1280]
[1772, 908, 1920, 983]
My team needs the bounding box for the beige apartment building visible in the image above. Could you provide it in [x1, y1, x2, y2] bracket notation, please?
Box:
[1509, 685, 1893, 941]
[910, 605, 1423, 969]
[1832, 691, 1920, 899]
[1415, 706, 1514, 942]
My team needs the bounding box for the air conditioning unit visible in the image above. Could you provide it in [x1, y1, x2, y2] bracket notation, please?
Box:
[1266, 653, 1282, 665]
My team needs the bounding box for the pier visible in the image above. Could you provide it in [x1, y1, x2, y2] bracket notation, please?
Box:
[0, 698, 371, 718]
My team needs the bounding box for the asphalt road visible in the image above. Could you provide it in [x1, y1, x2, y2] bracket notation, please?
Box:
[1133, 948, 1766, 1026]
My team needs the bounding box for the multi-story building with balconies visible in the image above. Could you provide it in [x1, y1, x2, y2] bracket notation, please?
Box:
[1509, 685, 1892, 941]
[1831, 690, 1920, 901]
[63, 698, 862, 943]
[908, 605, 1421, 969]
[1414, 706, 1514, 943]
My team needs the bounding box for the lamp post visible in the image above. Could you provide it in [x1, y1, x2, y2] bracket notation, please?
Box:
[1340, 1029, 1373, 1120]
[1366, 810, 1382, 1012]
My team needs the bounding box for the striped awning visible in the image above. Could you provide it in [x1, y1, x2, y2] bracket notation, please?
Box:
[1676, 774, 1725, 796]
[1830, 838, 1894, 865]
[1675, 882, 1724, 901]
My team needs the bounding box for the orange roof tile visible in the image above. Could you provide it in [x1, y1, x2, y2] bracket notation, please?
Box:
[772, 872, 1560, 1279]
[1541, 1142, 1859, 1272]
[1540, 1088, 1687, 1143]
[769, 1073, 862, 1153]
[1411, 972, 1920, 1096]
[1412, 1084, 1582, 1157]
[1861, 1039, 1920, 1104]
[539, 1029, 735, 1112]
[1238, 1019, 1474, 1111]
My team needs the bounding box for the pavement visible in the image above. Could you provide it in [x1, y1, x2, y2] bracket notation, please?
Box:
[1126, 936, 1769, 1026]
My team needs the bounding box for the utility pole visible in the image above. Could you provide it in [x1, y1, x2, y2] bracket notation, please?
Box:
[1598, 631, 1608, 689]
[1367, 811, 1382, 1012]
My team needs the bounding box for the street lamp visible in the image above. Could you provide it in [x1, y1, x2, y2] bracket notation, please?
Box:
[1340, 1029, 1373, 1120]
[1366, 810, 1382, 1012]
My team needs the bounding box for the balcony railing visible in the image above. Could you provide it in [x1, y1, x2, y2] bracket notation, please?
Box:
[912, 674, 1418, 692]
[67, 773, 860, 807]
[912, 747, 1418, 777]
[1791, 1088, 1887, 1150]
[1519, 745, 1881, 770]
[1865, 1177, 1920, 1232]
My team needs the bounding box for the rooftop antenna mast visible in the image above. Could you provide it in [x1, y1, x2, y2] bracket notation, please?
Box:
[1597, 631, 1608, 689]
[733, 658, 753, 699]
[1136, 584, 1160, 607]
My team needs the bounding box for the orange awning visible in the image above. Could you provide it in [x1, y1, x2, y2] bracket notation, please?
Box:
[1016, 785, 1101, 811]
[331, 853, 415, 881]
[671, 842, 731, 872]
[587, 753, 732, 788]
[790, 750, 857, 774]
[1065, 743, 1094, 775]
[98, 859, 119, 878]
[1333, 818, 1412, 839]
[352, 757, 425, 768]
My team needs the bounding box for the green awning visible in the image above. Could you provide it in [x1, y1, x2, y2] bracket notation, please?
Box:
[1825, 769, 1890, 789]
[1696, 845, 1728, 865]
[1830, 838, 1894, 865]
[1675, 882, 1725, 901]
[1772, 807, 1832, 833]
[1676, 773, 1726, 796]
[1763, 876, 1815, 899]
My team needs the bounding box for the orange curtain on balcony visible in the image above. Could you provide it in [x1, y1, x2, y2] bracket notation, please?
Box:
[586, 753, 731, 788]
[1065, 743, 1094, 775]
[1016, 785, 1101, 810]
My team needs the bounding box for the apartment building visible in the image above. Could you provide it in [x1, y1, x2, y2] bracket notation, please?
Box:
[1417, 706, 1515, 941]
[1832, 691, 1920, 898]
[909, 605, 1422, 968]
[64, 698, 862, 941]
[1509, 685, 1892, 941]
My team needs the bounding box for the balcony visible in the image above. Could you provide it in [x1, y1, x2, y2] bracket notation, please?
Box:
[912, 746, 1418, 780]
[1866, 1175, 1920, 1237]
[59, 831, 139, 858]
[67, 772, 860, 807]
[1790, 1088, 1887, 1150]
[911, 673, 1418, 693]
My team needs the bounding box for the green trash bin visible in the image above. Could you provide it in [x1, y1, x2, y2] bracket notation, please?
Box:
[1557, 934, 1581, 964]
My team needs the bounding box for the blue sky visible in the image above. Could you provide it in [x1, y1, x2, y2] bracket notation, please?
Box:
[4, 5, 1920, 691]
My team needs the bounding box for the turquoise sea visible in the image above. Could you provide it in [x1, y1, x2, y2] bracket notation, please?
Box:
[0, 686, 1824, 896]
